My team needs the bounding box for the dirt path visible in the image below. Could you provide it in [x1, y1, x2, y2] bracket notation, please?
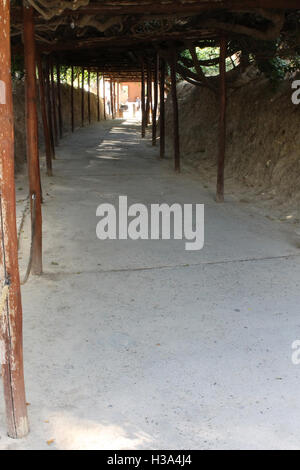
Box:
[1, 119, 300, 449]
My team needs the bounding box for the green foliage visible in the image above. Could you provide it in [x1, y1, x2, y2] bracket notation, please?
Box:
[179, 45, 235, 80]
[195, 47, 219, 75]
[11, 56, 101, 90]
[256, 52, 300, 88]
[256, 57, 287, 85]
[179, 36, 300, 87]
[58, 66, 99, 86]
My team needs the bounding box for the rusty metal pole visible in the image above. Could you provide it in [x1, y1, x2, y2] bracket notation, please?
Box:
[110, 79, 114, 119]
[0, 0, 29, 439]
[45, 57, 55, 159]
[81, 67, 85, 127]
[71, 65, 74, 132]
[97, 72, 100, 121]
[149, 72, 153, 124]
[152, 54, 159, 146]
[170, 49, 180, 172]
[141, 60, 146, 137]
[50, 58, 58, 146]
[23, 3, 43, 275]
[56, 60, 63, 139]
[113, 81, 116, 117]
[88, 68, 91, 124]
[216, 37, 227, 203]
[146, 60, 151, 126]
[117, 80, 120, 118]
[37, 54, 53, 176]
[112, 81, 115, 117]
[159, 57, 166, 158]
[103, 79, 107, 120]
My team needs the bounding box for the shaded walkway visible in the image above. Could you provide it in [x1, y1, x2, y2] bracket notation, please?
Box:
[1, 119, 300, 449]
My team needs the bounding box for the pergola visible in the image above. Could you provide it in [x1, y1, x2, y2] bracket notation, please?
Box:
[0, 0, 299, 439]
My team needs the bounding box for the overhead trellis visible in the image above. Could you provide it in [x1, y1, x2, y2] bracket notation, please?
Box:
[11, 2, 299, 45]
[10, 1, 300, 86]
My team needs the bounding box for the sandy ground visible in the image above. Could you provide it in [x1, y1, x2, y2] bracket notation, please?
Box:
[1, 119, 300, 450]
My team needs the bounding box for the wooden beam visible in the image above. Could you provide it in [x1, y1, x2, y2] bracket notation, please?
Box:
[71, 65, 74, 132]
[150, 70, 153, 124]
[56, 60, 63, 138]
[81, 67, 85, 127]
[33, 1, 300, 17]
[152, 53, 159, 146]
[23, 4, 43, 275]
[50, 58, 58, 146]
[45, 57, 56, 159]
[103, 78, 107, 120]
[97, 72, 100, 121]
[146, 61, 152, 126]
[117, 80, 120, 118]
[37, 55, 53, 176]
[159, 57, 166, 158]
[141, 59, 146, 138]
[110, 78, 114, 119]
[112, 81, 115, 117]
[169, 49, 180, 172]
[88, 68, 91, 124]
[0, 0, 29, 440]
[216, 37, 227, 202]
[39, 29, 217, 52]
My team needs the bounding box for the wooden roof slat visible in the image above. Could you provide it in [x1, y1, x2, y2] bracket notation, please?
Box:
[40, 29, 216, 52]
[12, 0, 300, 20]
[11, 0, 300, 74]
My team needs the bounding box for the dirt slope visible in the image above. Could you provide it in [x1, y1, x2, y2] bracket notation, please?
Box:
[12, 81, 103, 170]
[165, 78, 300, 219]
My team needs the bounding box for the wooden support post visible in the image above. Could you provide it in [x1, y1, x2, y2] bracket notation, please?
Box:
[141, 60, 146, 137]
[216, 37, 227, 203]
[159, 57, 166, 158]
[112, 81, 115, 117]
[103, 79, 107, 120]
[170, 49, 180, 172]
[56, 60, 63, 139]
[97, 72, 100, 121]
[71, 65, 74, 132]
[146, 60, 151, 126]
[114, 81, 116, 118]
[117, 80, 120, 118]
[81, 67, 85, 127]
[23, 4, 43, 275]
[88, 68, 91, 124]
[50, 58, 58, 146]
[114, 81, 117, 116]
[110, 79, 114, 119]
[45, 57, 55, 159]
[37, 55, 53, 176]
[150, 77, 153, 123]
[152, 54, 159, 146]
[0, 0, 29, 439]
